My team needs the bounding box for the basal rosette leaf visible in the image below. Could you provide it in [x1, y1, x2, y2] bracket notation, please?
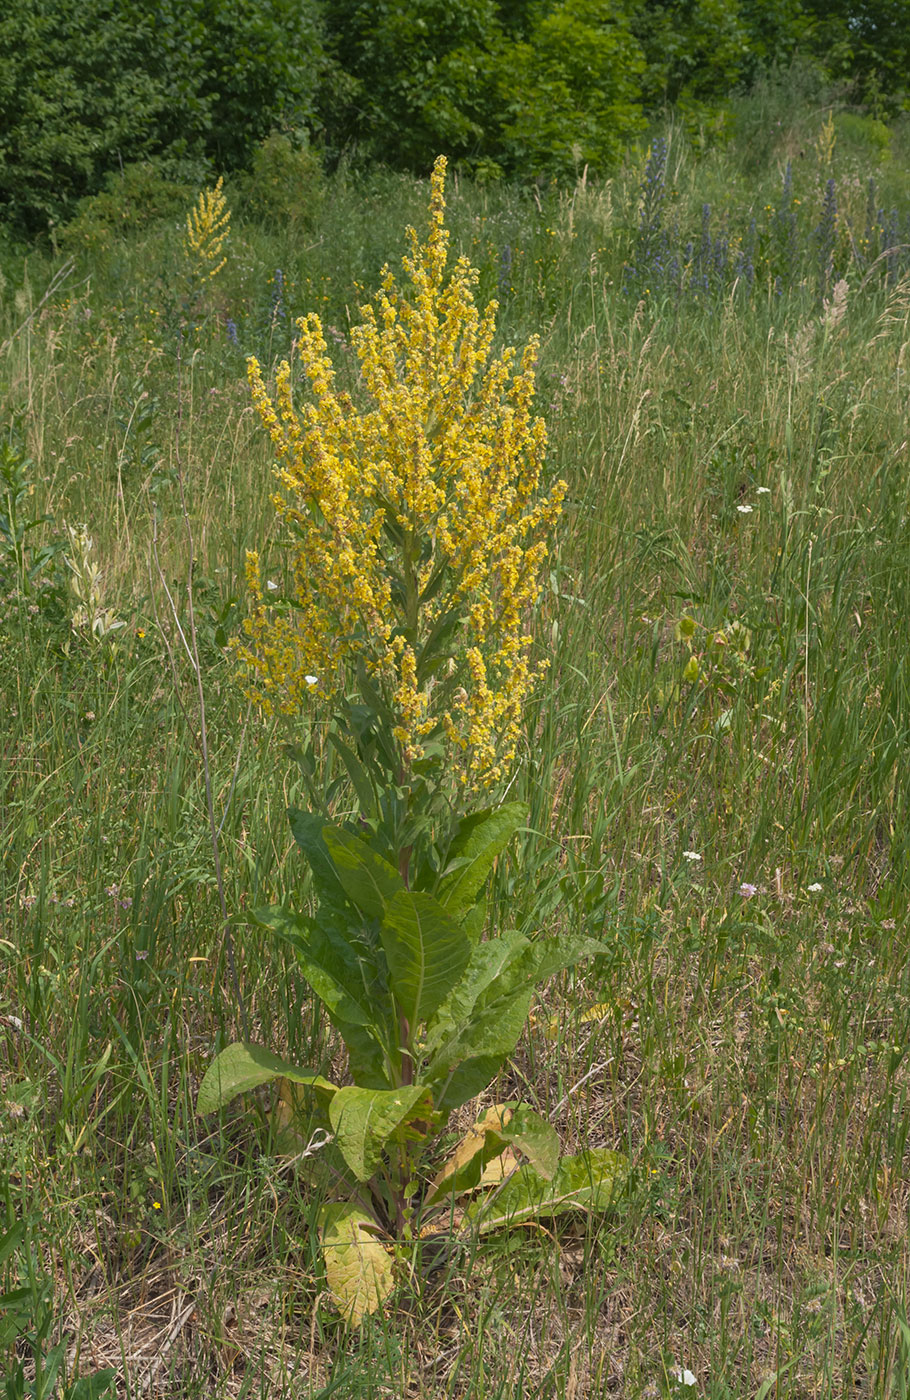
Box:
[196, 1043, 337, 1117]
[424, 1102, 559, 1207]
[319, 1202, 394, 1325]
[464, 1148, 630, 1234]
[329, 1083, 433, 1182]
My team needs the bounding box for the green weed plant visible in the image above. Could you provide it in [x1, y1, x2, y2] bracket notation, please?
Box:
[197, 158, 627, 1324]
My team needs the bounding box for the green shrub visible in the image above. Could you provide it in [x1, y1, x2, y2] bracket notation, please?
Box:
[495, 0, 645, 176]
[232, 132, 326, 231]
[834, 111, 893, 162]
[59, 159, 203, 256]
[324, 0, 645, 178]
[323, 0, 503, 168]
[0, 0, 328, 240]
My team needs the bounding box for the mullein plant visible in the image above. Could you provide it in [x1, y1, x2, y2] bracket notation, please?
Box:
[198, 157, 627, 1323]
[184, 175, 230, 283]
[182, 176, 230, 332]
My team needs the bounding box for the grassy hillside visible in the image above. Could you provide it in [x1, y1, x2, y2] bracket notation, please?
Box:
[3, 96, 910, 1396]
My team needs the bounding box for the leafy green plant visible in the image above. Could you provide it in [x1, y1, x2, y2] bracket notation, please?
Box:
[199, 806, 627, 1322]
[196, 157, 628, 1323]
[59, 158, 201, 257]
[0, 0, 328, 239]
[232, 130, 325, 232]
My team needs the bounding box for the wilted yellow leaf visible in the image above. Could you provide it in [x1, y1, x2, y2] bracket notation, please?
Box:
[320, 1203, 394, 1325]
[425, 1104, 514, 1204]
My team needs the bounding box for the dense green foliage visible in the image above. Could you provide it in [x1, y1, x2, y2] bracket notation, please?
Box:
[3, 0, 909, 240]
[0, 0, 326, 238]
[322, 0, 910, 173]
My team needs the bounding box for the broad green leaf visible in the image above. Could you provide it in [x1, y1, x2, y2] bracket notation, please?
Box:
[33, 1340, 64, 1399]
[0, 1287, 36, 1347]
[287, 809, 351, 918]
[0, 1220, 26, 1268]
[380, 889, 471, 1028]
[196, 1043, 336, 1117]
[437, 803, 527, 918]
[494, 1104, 559, 1180]
[423, 934, 607, 1112]
[526, 936, 610, 985]
[423, 929, 530, 1059]
[430, 1054, 510, 1115]
[339, 1018, 397, 1092]
[319, 1202, 394, 1325]
[324, 826, 406, 918]
[460, 897, 486, 942]
[425, 1103, 558, 1206]
[65, 1372, 118, 1400]
[256, 908, 392, 1086]
[329, 1083, 431, 1182]
[255, 904, 380, 1029]
[465, 1148, 630, 1234]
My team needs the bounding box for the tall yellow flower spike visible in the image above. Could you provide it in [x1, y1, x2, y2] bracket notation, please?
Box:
[236, 156, 565, 788]
[185, 176, 230, 281]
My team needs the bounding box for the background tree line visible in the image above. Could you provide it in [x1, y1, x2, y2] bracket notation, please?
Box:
[1, 0, 907, 239]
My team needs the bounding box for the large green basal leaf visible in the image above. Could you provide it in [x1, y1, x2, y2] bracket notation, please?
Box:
[196, 1043, 336, 1117]
[425, 1103, 559, 1206]
[380, 889, 471, 1029]
[465, 1148, 630, 1234]
[495, 1104, 559, 1180]
[319, 1202, 394, 1325]
[437, 802, 527, 920]
[329, 1083, 432, 1182]
[324, 826, 406, 919]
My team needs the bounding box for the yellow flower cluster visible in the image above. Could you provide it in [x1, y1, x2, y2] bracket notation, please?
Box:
[236, 155, 565, 787]
[184, 176, 230, 281]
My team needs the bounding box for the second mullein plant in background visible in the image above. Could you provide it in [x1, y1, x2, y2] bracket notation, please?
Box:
[197, 157, 627, 1324]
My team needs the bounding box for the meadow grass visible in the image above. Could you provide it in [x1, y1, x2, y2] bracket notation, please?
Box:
[3, 100, 910, 1396]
